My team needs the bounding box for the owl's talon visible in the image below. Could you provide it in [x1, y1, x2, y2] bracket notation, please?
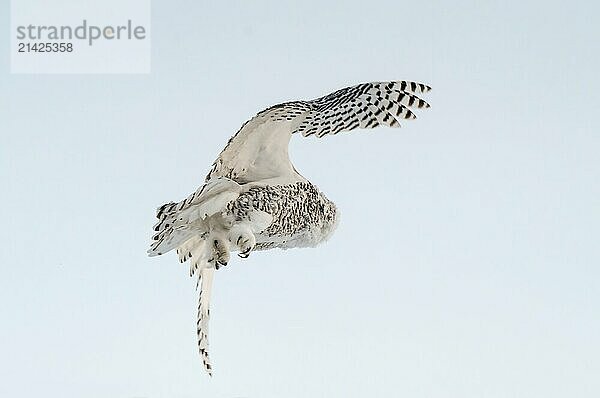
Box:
[238, 244, 254, 258]
[228, 226, 256, 259]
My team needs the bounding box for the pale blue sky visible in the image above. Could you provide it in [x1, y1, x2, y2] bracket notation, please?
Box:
[1, 1, 599, 397]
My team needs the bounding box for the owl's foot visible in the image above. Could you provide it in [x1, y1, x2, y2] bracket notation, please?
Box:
[227, 225, 256, 258]
[211, 237, 230, 269]
[182, 221, 258, 274]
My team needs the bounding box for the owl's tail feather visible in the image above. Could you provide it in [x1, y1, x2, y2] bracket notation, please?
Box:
[197, 267, 214, 376]
[176, 226, 230, 377]
[177, 235, 218, 376]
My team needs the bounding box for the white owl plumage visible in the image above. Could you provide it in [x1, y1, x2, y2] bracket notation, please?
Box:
[148, 80, 431, 375]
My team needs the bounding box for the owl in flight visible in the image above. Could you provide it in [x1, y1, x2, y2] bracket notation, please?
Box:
[148, 80, 431, 375]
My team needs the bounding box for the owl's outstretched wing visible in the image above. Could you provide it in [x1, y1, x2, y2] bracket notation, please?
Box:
[206, 80, 431, 183]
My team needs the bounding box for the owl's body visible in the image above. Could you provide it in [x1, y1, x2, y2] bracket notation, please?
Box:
[228, 181, 339, 251]
[148, 80, 431, 375]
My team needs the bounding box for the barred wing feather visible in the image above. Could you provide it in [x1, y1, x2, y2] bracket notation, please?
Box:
[206, 80, 430, 183]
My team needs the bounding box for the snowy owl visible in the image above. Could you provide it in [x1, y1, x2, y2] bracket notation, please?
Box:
[148, 80, 431, 375]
